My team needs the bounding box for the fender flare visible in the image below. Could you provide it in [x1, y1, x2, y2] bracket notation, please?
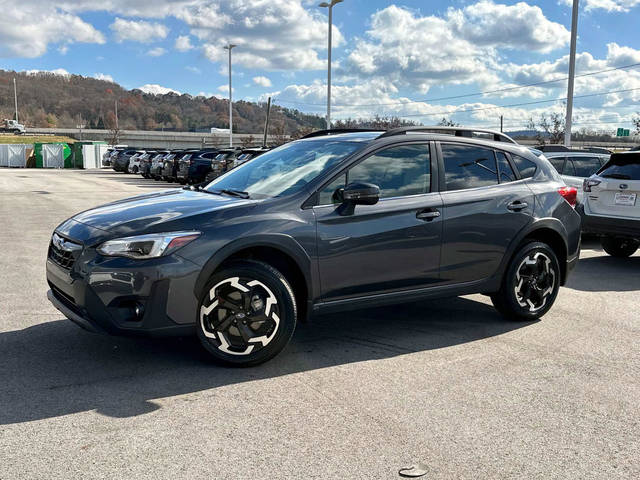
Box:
[490, 218, 570, 289]
[193, 233, 313, 300]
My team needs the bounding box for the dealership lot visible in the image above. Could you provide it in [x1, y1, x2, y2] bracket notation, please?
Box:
[1, 169, 639, 479]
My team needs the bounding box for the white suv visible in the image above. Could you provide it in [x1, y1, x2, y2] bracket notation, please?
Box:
[580, 151, 640, 257]
[545, 152, 609, 204]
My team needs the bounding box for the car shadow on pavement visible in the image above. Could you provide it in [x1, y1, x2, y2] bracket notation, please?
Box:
[0, 296, 531, 425]
[565, 255, 640, 292]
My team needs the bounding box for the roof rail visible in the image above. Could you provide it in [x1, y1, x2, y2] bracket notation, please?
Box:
[301, 128, 382, 139]
[377, 126, 518, 144]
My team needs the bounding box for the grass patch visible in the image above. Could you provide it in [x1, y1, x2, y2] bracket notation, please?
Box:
[0, 135, 76, 144]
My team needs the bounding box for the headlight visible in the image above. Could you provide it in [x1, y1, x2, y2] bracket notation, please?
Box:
[97, 231, 201, 259]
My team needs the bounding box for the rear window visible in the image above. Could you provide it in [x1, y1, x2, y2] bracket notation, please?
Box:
[597, 153, 640, 180]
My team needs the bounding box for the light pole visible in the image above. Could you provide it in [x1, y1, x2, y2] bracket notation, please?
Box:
[13, 77, 18, 123]
[319, 0, 343, 130]
[224, 44, 237, 147]
[565, 0, 579, 147]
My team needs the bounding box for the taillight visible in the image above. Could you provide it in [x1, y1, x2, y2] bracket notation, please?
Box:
[583, 178, 601, 192]
[558, 186, 577, 208]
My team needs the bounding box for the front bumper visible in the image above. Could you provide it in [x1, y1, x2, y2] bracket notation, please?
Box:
[46, 248, 200, 337]
[577, 204, 640, 239]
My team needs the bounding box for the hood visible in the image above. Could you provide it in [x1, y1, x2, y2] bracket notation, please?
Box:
[57, 189, 254, 243]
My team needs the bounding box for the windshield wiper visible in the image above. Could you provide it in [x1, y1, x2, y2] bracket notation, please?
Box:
[210, 189, 251, 199]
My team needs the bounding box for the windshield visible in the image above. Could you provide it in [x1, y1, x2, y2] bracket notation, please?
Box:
[205, 140, 362, 199]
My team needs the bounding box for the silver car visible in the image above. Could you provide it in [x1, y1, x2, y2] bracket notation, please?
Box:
[544, 152, 610, 203]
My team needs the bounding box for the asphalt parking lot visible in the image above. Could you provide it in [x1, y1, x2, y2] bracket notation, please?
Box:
[1, 169, 639, 479]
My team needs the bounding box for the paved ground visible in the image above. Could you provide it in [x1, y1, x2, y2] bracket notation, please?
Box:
[1, 169, 639, 480]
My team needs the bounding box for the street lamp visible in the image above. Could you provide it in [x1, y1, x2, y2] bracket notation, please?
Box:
[319, 0, 343, 130]
[564, 0, 579, 147]
[224, 43, 237, 147]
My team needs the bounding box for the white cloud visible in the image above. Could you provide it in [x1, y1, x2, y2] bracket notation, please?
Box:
[110, 17, 168, 43]
[137, 84, 181, 95]
[175, 35, 193, 51]
[561, 0, 640, 12]
[448, 1, 570, 53]
[147, 47, 167, 57]
[93, 73, 114, 82]
[185, 66, 201, 74]
[0, 5, 104, 58]
[182, 0, 343, 71]
[24, 68, 71, 77]
[253, 76, 272, 88]
[217, 84, 234, 95]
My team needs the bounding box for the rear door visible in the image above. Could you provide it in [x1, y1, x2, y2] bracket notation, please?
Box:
[589, 153, 640, 219]
[438, 144, 535, 284]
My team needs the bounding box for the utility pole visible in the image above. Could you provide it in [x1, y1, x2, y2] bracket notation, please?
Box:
[115, 99, 119, 129]
[224, 44, 237, 147]
[319, 0, 343, 130]
[500, 115, 503, 133]
[13, 78, 18, 123]
[565, 0, 579, 147]
[262, 96, 272, 148]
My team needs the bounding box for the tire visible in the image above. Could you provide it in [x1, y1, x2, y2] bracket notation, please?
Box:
[491, 241, 561, 322]
[600, 236, 639, 258]
[132, 166, 139, 174]
[197, 260, 297, 367]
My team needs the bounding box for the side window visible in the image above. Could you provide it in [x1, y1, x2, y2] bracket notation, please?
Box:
[511, 154, 537, 179]
[548, 156, 566, 174]
[441, 144, 498, 191]
[496, 151, 517, 183]
[569, 156, 602, 177]
[318, 144, 431, 205]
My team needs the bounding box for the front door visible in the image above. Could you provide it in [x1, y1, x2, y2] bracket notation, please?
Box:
[314, 143, 443, 301]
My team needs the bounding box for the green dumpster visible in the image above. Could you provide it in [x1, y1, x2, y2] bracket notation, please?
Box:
[33, 143, 72, 168]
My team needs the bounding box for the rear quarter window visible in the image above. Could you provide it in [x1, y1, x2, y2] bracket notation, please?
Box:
[511, 154, 537, 179]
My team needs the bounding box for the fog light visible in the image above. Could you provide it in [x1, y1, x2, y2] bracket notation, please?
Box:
[134, 302, 145, 319]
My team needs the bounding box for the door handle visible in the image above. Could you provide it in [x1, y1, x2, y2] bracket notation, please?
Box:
[507, 201, 528, 211]
[416, 209, 441, 221]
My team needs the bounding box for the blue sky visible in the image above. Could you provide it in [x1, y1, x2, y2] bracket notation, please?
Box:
[2, 0, 640, 131]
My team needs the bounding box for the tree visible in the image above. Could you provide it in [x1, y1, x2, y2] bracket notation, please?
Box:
[437, 117, 459, 127]
[527, 113, 565, 144]
[633, 113, 640, 135]
[105, 111, 120, 145]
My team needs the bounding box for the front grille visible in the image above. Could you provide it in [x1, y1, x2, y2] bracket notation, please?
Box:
[48, 234, 82, 270]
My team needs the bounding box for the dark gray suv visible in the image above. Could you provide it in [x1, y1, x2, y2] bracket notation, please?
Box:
[46, 127, 581, 366]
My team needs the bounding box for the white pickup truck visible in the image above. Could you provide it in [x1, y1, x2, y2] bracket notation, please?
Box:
[0, 119, 26, 134]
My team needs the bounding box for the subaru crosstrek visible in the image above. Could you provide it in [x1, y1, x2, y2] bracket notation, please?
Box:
[46, 127, 581, 366]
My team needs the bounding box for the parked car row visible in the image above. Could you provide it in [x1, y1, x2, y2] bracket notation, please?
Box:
[102, 145, 272, 185]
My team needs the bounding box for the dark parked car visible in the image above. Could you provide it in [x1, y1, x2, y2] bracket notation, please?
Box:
[151, 151, 175, 180]
[177, 149, 219, 185]
[112, 149, 138, 172]
[46, 127, 581, 366]
[139, 150, 162, 178]
[161, 150, 199, 182]
[203, 148, 244, 183]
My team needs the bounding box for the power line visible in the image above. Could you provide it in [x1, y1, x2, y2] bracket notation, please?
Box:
[272, 61, 640, 108]
[386, 86, 640, 119]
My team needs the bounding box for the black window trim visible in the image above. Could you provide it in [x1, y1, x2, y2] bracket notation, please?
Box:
[309, 140, 437, 208]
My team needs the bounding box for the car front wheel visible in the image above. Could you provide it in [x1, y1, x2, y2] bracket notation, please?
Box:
[197, 260, 297, 366]
[491, 241, 561, 322]
[600, 236, 639, 258]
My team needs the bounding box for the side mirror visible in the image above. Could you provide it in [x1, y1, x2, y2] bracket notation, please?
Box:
[335, 182, 380, 215]
[342, 182, 380, 205]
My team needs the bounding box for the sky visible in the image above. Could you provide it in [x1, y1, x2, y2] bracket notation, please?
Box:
[1, 0, 640, 132]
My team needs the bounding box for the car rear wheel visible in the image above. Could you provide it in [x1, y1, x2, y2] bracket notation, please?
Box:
[196, 260, 297, 367]
[600, 236, 639, 258]
[491, 241, 560, 322]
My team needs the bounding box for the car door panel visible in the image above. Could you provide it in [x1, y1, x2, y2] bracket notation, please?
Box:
[315, 193, 443, 300]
